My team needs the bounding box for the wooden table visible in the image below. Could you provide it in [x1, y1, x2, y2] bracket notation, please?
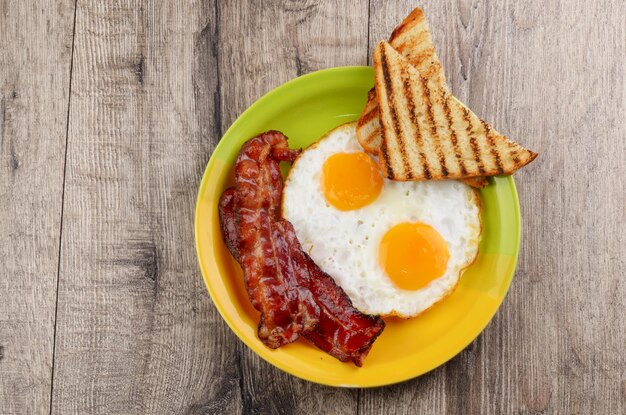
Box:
[1, 1, 624, 413]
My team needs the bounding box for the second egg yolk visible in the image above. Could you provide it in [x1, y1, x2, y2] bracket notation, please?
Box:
[322, 152, 383, 210]
[379, 222, 450, 290]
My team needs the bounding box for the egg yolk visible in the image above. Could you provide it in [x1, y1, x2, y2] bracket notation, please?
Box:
[379, 222, 450, 290]
[322, 152, 383, 210]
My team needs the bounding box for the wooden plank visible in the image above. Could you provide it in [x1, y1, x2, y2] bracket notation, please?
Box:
[364, 0, 625, 413]
[0, 1, 76, 413]
[217, 0, 368, 413]
[49, 1, 242, 413]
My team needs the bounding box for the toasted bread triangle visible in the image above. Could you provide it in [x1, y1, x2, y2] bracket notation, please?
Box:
[374, 41, 537, 181]
[356, 8, 489, 188]
[357, 7, 443, 155]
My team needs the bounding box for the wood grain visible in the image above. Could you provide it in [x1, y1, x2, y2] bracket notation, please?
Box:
[1, 0, 624, 413]
[365, 0, 626, 413]
[217, 1, 368, 413]
[0, 1, 76, 413]
[49, 1, 240, 413]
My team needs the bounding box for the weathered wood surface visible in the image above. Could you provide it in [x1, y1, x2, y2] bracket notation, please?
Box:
[0, 1, 76, 414]
[1, 0, 624, 414]
[49, 1, 233, 414]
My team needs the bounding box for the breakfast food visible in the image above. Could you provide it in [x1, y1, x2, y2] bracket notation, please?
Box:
[357, 7, 446, 155]
[280, 223, 385, 365]
[218, 132, 317, 348]
[216, 7, 537, 368]
[373, 41, 537, 181]
[282, 122, 481, 317]
[357, 7, 489, 189]
[358, 7, 537, 185]
[219, 131, 384, 365]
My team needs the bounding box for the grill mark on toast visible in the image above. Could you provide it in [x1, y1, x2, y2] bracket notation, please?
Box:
[364, 129, 380, 143]
[380, 134, 394, 179]
[380, 47, 398, 179]
[413, 48, 436, 71]
[403, 71, 430, 180]
[439, 156, 448, 176]
[359, 106, 379, 124]
[463, 108, 485, 174]
[420, 78, 438, 137]
[420, 76, 449, 177]
[481, 119, 504, 174]
[420, 153, 431, 179]
[394, 66, 413, 179]
[443, 97, 468, 175]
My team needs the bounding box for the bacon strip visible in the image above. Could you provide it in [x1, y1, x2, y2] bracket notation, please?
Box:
[229, 131, 317, 348]
[277, 220, 385, 366]
[218, 131, 384, 365]
[218, 188, 239, 261]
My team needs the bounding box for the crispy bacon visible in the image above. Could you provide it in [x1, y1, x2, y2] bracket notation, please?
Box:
[218, 131, 384, 365]
[218, 188, 239, 260]
[227, 131, 317, 348]
[278, 220, 384, 366]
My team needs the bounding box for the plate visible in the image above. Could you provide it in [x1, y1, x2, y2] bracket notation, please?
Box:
[195, 66, 520, 387]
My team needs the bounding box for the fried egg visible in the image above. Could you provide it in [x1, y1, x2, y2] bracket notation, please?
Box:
[282, 122, 482, 317]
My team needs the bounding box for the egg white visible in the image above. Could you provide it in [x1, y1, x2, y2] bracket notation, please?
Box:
[282, 122, 482, 317]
